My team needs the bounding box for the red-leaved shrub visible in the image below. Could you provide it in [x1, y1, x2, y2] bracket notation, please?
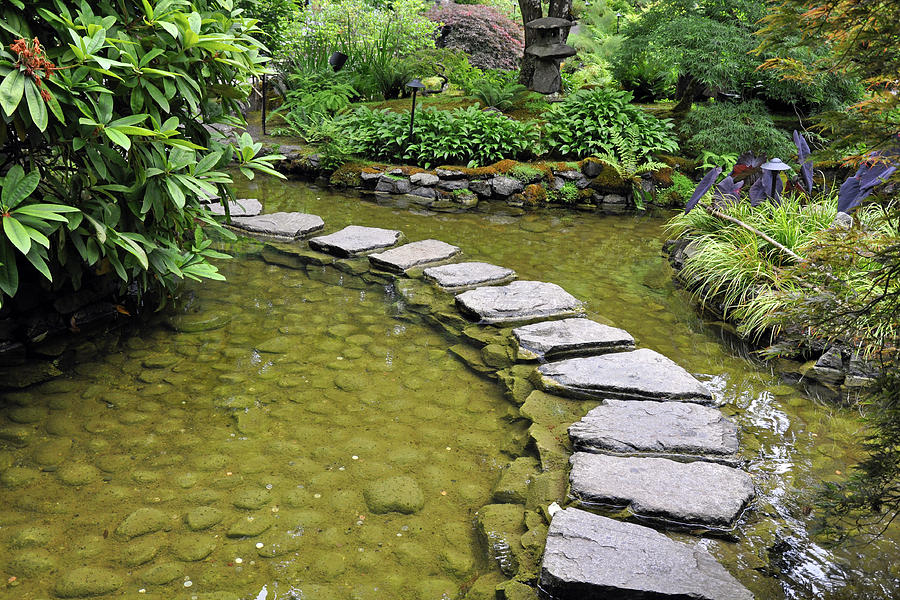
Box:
[426, 3, 524, 71]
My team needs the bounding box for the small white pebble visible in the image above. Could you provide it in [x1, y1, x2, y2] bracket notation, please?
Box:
[336, 356, 344, 360]
[138, 589, 146, 594]
[351, 455, 359, 460]
[256, 542, 264, 548]
[265, 483, 273, 490]
[313, 493, 322, 499]
[235, 557, 243, 564]
[338, 466, 345, 471]
[445, 446, 451, 451]
[396, 533, 402, 537]
[184, 581, 193, 588]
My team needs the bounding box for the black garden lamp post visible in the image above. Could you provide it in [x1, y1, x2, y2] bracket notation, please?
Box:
[329, 51, 348, 73]
[406, 79, 426, 142]
[760, 158, 792, 200]
[616, 12, 622, 34]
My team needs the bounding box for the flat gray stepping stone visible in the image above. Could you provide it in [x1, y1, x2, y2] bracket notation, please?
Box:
[541, 508, 753, 600]
[369, 239, 460, 272]
[569, 400, 740, 464]
[230, 212, 324, 240]
[455, 281, 584, 324]
[569, 453, 754, 528]
[207, 198, 262, 217]
[513, 318, 634, 360]
[423, 262, 515, 291]
[538, 348, 714, 405]
[309, 225, 402, 257]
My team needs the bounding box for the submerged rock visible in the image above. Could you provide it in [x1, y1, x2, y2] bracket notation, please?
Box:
[364, 476, 425, 514]
[423, 262, 516, 292]
[492, 457, 541, 504]
[568, 400, 741, 463]
[538, 348, 715, 404]
[115, 508, 169, 539]
[541, 508, 753, 600]
[369, 239, 461, 272]
[54, 567, 123, 598]
[309, 225, 403, 257]
[568, 453, 754, 528]
[456, 281, 584, 324]
[185, 506, 225, 531]
[512, 318, 634, 360]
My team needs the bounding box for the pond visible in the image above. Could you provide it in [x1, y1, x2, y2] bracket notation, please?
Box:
[0, 177, 897, 600]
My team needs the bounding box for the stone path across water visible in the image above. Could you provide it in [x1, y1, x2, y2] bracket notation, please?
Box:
[206, 198, 262, 217]
[568, 452, 754, 528]
[423, 262, 516, 291]
[568, 400, 741, 464]
[224, 203, 755, 599]
[368, 239, 461, 272]
[309, 225, 403, 257]
[513, 317, 634, 360]
[455, 281, 584, 324]
[229, 212, 324, 240]
[541, 508, 754, 600]
[538, 348, 716, 404]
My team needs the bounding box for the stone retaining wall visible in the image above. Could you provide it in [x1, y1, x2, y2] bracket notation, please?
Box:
[275, 153, 680, 213]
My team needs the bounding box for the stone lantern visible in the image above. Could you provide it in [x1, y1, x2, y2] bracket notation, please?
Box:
[524, 17, 576, 94]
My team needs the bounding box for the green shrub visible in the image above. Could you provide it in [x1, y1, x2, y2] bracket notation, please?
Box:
[469, 81, 528, 111]
[553, 182, 580, 204]
[508, 164, 545, 182]
[544, 88, 679, 160]
[0, 0, 282, 309]
[344, 106, 538, 166]
[665, 191, 898, 338]
[680, 100, 795, 159]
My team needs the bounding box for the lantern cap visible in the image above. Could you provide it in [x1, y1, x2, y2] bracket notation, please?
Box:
[760, 158, 792, 171]
[406, 79, 426, 89]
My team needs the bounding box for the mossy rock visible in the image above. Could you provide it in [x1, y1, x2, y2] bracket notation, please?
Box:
[590, 161, 629, 193]
[650, 166, 674, 187]
[521, 184, 547, 206]
[449, 344, 495, 376]
[122, 536, 160, 567]
[476, 503, 537, 580]
[329, 162, 365, 188]
[166, 313, 231, 333]
[115, 508, 169, 539]
[173, 534, 216, 561]
[525, 470, 567, 513]
[226, 514, 274, 538]
[482, 343, 515, 369]
[8, 549, 57, 577]
[496, 580, 539, 600]
[1, 466, 39, 488]
[657, 153, 698, 174]
[440, 547, 475, 578]
[232, 486, 273, 510]
[10, 526, 53, 549]
[496, 365, 536, 406]
[55, 567, 123, 597]
[363, 476, 424, 514]
[528, 423, 569, 472]
[519, 391, 594, 429]
[185, 506, 225, 531]
[461, 325, 507, 347]
[139, 561, 183, 585]
[464, 571, 508, 600]
[492, 457, 541, 505]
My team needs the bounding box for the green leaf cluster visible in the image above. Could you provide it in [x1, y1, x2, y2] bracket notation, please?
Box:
[344, 105, 538, 167]
[680, 100, 795, 159]
[543, 88, 679, 160]
[0, 0, 284, 309]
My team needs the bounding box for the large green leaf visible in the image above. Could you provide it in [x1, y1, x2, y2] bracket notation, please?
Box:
[0, 239, 19, 298]
[1, 166, 39, 209]
[3, 216, 31, 255]
[24, 79, 48, 132]
[0, 69, 25, 117]
[104, 126, 131, 150]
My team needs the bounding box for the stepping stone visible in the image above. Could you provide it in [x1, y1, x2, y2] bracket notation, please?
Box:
[513, 318, 634, 360]
[569, 400, 740, 464]
[538, 348, 714, 405]
[309, 225, 403, 257]
[456, 281, 584, 324]
[541, 508, 753, 600]
[207, 198, 262, 217]
[229, 212, 324, 240]
[568, 452, 754, 528]
[369, 239, 461, 272]
[423, 262, 516, 292]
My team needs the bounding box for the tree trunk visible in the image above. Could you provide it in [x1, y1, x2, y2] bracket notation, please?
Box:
[672, 75, 698, 115]
[517, 0, 543, 87]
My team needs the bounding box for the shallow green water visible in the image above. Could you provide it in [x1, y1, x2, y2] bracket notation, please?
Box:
[0, 178, 897, 600]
